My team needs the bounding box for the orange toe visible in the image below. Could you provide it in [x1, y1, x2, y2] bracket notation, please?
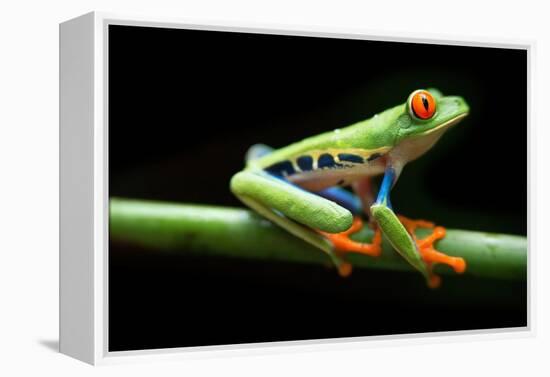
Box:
[338, 262, 353, 278]
[398, 215, 467, 287]
[320, 217, 382, 257]
[421, 247, 466, 274]
[427, 274, 441, 289]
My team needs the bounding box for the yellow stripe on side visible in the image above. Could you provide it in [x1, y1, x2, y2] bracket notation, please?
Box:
[290, 146, 391, 172]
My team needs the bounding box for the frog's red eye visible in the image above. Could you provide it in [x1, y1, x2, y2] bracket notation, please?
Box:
[409, 90, 436, 120]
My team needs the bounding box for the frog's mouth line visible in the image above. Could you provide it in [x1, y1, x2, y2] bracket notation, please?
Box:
[420, 112, 469, 136]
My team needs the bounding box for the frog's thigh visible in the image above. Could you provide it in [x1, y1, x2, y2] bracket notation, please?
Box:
[315, 187, 362, 215]
[230, 171, 353, 233]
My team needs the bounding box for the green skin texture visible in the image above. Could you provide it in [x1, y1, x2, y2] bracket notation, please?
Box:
[231, 89, 470, 281]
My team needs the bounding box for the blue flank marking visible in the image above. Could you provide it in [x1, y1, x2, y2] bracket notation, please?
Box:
[318, 154, 343, 169]
[338, 153, 364, 164]
[375, 167, 395, 210]
[296, 155, 314, 171]
[264, 160, 295, 177]
[317, 187, 362, 214]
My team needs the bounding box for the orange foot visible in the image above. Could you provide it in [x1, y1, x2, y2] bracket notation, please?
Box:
[319, 217, 382, 278]
[398, 215, 466, 288]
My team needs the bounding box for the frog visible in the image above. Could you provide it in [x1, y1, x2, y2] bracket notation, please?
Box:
[230, 88, 469, 287]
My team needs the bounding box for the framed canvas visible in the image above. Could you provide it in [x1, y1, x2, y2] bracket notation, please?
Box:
[59, 11, 531, 365]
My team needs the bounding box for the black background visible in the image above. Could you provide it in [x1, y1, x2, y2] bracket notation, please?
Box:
[108, 25, 527, 351]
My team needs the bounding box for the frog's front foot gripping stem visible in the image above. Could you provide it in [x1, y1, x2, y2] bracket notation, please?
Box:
[398, 215, 466, 288]
[319, 216, 382, 277]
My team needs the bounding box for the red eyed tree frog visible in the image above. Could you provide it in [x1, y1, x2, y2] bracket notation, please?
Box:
[231, 89, 469, 287]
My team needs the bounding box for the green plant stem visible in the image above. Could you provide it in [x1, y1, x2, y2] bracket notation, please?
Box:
[110, 198, 526, 280]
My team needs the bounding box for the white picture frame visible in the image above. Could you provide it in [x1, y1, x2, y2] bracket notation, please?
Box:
[59, 11, 533, 365]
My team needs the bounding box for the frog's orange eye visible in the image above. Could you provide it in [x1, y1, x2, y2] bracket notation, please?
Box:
[409, 90, 436, 120]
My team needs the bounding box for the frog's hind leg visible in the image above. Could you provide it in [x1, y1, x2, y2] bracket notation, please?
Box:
[314, 177, 376, 218]
[318, 217, 382, 258]
[398, 215, 466, 288]
[315, 181, 382, 258]
[315, 187, 362, 215]
[230, 171, 354, 275]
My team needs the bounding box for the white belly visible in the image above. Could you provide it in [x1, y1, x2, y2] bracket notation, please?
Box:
[288, 159, 386, 191]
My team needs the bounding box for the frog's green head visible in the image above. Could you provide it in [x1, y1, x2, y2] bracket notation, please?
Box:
[395, 88, 469, 144]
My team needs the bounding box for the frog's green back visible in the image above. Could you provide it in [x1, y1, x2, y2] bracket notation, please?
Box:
[249, 104, 404, 170]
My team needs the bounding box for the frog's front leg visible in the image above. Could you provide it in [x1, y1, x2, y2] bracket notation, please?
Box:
[370, 166, 466, 287]
[398, 215, 466, 283]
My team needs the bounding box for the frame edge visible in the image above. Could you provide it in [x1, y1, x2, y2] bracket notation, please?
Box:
[59, 11, 96, 365]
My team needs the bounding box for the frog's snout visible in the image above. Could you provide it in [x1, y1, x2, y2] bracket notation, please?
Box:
[445, 96, 470, 117]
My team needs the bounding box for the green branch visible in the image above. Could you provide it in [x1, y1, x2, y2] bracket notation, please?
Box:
[110, 198, 526, 280]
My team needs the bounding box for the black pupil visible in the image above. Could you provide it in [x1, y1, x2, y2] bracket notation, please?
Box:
[421, 95, 430, 111]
